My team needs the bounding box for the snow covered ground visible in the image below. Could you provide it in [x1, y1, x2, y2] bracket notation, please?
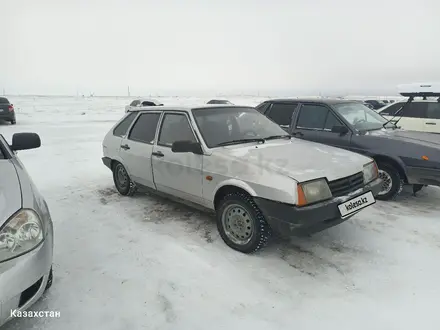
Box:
[1, 96, 440, 330]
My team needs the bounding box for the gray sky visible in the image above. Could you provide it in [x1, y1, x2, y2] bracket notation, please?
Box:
[2, 0, 440, 96]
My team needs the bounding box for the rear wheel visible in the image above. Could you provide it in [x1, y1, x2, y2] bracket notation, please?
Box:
[216, 192, 272, 253]
[376, 163, 402, 200]
[112, 162, 136, 196]
[10, 119, 16, 125]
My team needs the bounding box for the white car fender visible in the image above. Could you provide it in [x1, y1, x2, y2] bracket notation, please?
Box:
[212, 178, 257, 199]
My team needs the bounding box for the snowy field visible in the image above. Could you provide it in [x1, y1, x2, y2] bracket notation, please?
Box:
[1, 95, 440, 330]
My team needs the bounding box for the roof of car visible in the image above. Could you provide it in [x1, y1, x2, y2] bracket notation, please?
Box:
[263, 98, 359, 105]
[133, 105, 254, 112]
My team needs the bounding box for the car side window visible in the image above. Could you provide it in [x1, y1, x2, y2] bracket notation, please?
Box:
[324, 111, 343, 131]
[267, 103, 297, 126]
[400, 102, 427, 118]
[296, 104, 328, 130]
[113, 112, 138, 137]
[0, 135, 11, 159]
[380, 103, 404, 116]
[426, 103, 440, 119]
[255, 102, 269, 114]
[130, 100, 140, 106]
[128, 112, 161, 144]
[158, 113, 197, 147]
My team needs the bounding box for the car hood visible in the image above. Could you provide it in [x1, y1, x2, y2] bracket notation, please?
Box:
[0, 160, 21, 226]
[213, 139, 371, 182]
[365, 129, 440, 148]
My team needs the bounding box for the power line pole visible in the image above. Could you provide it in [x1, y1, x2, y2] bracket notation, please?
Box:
[127, 86, 130, 97]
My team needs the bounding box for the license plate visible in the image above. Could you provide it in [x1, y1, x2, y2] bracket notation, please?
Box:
[338, 191, 375, 218]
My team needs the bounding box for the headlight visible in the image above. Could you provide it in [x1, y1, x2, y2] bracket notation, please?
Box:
[363, 161, 378, 184]
[0, 209, 44, 263]
[297, 178, 332, 206]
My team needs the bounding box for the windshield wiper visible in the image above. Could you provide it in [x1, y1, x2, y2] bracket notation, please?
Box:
[215, 138, 265, 147]
[263, 134, 292, 141]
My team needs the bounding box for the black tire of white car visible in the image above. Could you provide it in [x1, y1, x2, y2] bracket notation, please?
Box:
[216, 192, 272, 253]
[112, 162, 136, 196]
[376, 163, 402, 201]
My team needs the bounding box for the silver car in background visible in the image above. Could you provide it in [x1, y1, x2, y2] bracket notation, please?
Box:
[0, 133, 54, 327]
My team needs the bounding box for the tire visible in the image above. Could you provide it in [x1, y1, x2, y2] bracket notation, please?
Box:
[376, 162, 402, 201]
[112, 162, 136, 196]
[45, 267, 53, 291]
[10, 119, 16, 125]
[216, 192, 272, 253]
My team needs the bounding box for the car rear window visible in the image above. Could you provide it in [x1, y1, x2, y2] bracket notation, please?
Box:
[0, 97, 9, 104]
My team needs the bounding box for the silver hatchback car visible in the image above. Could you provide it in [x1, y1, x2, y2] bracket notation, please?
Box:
[0, 133, 54, 327]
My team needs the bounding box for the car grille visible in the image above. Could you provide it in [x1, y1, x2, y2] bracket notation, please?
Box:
[328, 172, 365, 197]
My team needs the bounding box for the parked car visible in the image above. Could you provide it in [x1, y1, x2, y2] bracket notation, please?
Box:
[365, 100, 387, 110]
[378, 99, 440, 134]
[102, 105, 381, 253]
[0, 133, 53, 327]
[0, 97, 16, 125]
[256, 97, 440, 200]
[206, 99, 234, 105]
[125, 98, 164, 112]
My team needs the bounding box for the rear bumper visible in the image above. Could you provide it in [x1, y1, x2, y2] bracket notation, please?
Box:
[254, 178, 382, 237]
[102, 157, 112, 170]
[0, 111, 14, 120]
[406, 166, 440, 186]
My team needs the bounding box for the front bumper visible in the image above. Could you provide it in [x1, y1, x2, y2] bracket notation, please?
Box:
[254, 177, 382, 237]
[0, 231, 53, 327]
[406, 166, 440, 186]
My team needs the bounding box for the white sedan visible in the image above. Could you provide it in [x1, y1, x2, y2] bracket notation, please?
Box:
[125, 98, 163, 112]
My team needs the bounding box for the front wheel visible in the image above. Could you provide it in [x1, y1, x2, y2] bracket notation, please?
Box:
[112, 162, 136, 196]
[376, 163, 402, 201]
[216, 192, 272, 253]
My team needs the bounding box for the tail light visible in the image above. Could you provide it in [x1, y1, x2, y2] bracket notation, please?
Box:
[8, 105, 14, 112]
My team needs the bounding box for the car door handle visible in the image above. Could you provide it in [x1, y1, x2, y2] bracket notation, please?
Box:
[152, 151, 164, 157]
[425, 122, 437, 125]
[121, 144, 130, 150]
[291, 132, 304, 137]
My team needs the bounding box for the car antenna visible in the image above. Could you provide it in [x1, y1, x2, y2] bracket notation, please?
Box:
[382, 96, 413, 128]
[391, 96, 414, 127]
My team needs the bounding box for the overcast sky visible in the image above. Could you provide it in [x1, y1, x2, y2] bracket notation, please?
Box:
[2, 0, 440, 96]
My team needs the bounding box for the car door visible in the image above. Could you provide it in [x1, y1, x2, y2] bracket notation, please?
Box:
[264, 102, 298, 131]
[151, 111, 203, 204]
[106, 112, 138, 159]
[291, 103, 352, 148]
[423, 102, 440, 133]
[119, 111, 162, 189]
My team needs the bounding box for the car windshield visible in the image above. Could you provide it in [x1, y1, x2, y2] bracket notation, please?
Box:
[333, 102, 392, 130]
[192, 107, 288, 148]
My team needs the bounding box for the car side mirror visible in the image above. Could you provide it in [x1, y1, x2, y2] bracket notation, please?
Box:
[11, 132, 41, 151]
[171, 140, 203, 155]
[331, 125, 349, 135]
